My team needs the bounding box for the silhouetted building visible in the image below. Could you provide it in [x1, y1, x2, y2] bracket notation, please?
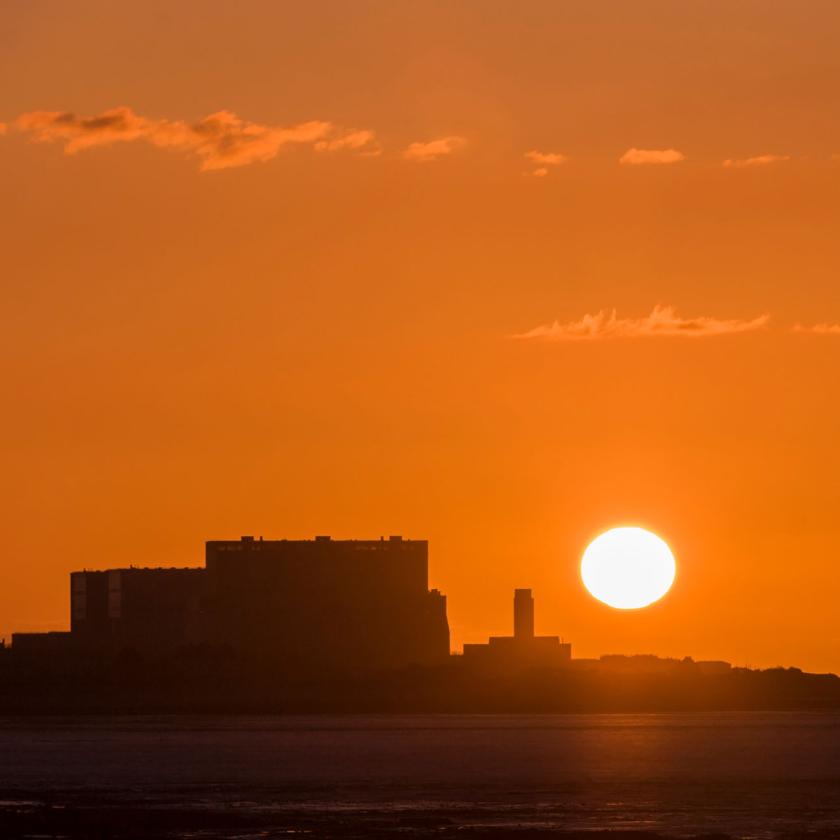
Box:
[514, 588, 534, 639]
[71, 568, 204, 654]
[697, 660, 732, 675]
[584, 655, 734, 675]
[204, 535, 449, 673]
[63, 536, 448, 670]
[11, 631, 73, 658]
[596, 654, 677, 673]
[27, 534, 449, 672]
[462, 588, 571, 670]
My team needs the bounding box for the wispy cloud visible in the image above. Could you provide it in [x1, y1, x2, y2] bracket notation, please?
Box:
[619, 148, 685, 166]
[525, 150, 568, 166]
[14, 106, 377, 170]
[514, 305, 770, 341]
[792, 322, 840, 335]
[314, 129, 380, 155]
[17, 107, 155, 151]
[403, 136, 467, 162]
[723, 154, 791, 168]
[524, 149, 568, 176]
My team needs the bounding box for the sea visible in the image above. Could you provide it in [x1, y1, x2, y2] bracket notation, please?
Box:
[1, 712, 839, 839]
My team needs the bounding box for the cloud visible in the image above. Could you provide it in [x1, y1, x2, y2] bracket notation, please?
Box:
[15, 106, 376, 170]
[150, 111, 333, 171]
[619, 148, 685, 166]
[0, 123, 7, 135]
[723, 154, 791, 168]
[16, 107, 153, 152]
[513, 305, 770, 341]
[525, 150, 568, 166]
[792, 322, 840, 335]
[524, 149, 568, 177]
[402, 136, 467, 162]
[314, 129, 380, 155]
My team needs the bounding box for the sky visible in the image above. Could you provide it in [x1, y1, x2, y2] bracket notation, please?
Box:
[2, 0, 840, 672]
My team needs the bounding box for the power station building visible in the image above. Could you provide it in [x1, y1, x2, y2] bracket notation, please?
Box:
[59, 535, 450, 673]
[11, 538, 577, 677]
[204, 536, 450, 671]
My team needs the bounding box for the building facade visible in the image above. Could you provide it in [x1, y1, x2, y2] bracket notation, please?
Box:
[204, 535, 450, 672]
[70, 567, 204, 654]
[62, 535, 450, 672]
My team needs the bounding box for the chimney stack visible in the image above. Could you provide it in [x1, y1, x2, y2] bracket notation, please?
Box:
[514, 588, 534, 640]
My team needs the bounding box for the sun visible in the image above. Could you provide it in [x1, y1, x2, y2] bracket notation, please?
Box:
[581, 527, 676, 609]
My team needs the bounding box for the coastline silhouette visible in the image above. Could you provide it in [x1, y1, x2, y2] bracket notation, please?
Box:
[3, 535, 837, 714]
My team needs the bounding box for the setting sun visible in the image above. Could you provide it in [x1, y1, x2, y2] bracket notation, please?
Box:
[581, 527, 676, 610]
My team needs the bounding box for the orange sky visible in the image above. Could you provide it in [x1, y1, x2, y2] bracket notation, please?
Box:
[2, 1, 840, 672]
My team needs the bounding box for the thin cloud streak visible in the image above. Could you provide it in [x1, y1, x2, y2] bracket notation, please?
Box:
[514, 305, 770, 341]
[314, 129, 381, 155]
[403, 136, 467, 162]
[15, 106, 378, 170]
[792, 323, 840, 335]
[525, 150, 568, 166]
[723, 154, 791, 168]
[619, 148, 685, 165]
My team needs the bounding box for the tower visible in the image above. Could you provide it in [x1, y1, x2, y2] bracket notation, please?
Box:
[513, 588, 534, 640]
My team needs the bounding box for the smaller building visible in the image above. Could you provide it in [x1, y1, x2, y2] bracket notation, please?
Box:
[696, 660, 732, 675]
[589, 655, 734, 675]
[71, 567, 204, 655]
[11, 631, 73, 658]
[462, 588, 571, 670]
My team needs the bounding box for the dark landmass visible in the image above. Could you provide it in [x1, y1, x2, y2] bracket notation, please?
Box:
[8, 538, 835, 714]
[1, 646, 838, 714]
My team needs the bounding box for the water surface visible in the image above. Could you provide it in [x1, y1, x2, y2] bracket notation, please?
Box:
[1, 712, 838, 838]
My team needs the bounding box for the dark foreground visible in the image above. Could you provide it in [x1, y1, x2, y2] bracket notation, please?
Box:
[2, 713, 840, 839]
[3, 654, 840, 713]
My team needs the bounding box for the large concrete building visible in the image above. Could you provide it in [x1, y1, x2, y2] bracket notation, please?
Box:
[59, 535, 449, 673]
[462, 588, 571, 670]
[204, 535, 450, 672]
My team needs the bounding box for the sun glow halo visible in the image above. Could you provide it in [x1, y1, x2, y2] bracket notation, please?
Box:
[581, 527, 676, 609]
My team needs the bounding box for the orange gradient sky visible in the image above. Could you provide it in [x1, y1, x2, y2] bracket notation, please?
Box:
[2, 1, 840, 672]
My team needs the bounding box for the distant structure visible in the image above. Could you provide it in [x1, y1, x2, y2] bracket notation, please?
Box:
[572, 654, 733, 675]
[12, 535, 450, 675]
[71, 568, 204, 654]
[462, 588, 571, 669]
[514, 588, 535, 639]
[10, 631, 72, 658]
[204, 536, 450, 672]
